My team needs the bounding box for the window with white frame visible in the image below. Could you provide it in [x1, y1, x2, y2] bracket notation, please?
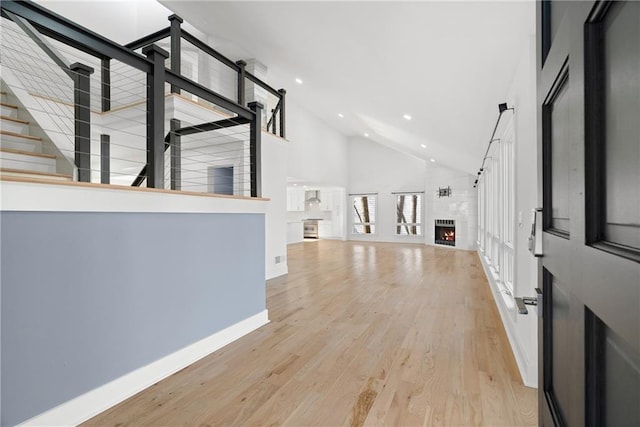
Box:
[352, 194, 377, 234]
[478, 176, 485, 248]
[477, 116, 516, 296]
[395, 193, 422, 235]
[492, 155, 500, 272]
[501, 125, 515, 293]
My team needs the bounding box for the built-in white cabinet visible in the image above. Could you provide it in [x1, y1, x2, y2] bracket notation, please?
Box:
[286, 188, 305, 211]
[317, 189, 345, 239]
[320, 190, 333, 211]
[331, 189, 344, 237]
[318, 220, 332, 237]
[288, 188, 339, 213]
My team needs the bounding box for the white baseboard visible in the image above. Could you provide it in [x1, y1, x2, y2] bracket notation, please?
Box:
[477, 253, 537, 388]
[19, 310, 269, 427]
[266, 263, 288, 280]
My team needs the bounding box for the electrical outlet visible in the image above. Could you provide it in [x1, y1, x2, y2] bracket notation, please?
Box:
[275, 255, 285, 264]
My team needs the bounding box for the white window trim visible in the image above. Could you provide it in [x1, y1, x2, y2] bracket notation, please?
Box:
[351, 194, 377, 235]
[394, 193, 423, 236]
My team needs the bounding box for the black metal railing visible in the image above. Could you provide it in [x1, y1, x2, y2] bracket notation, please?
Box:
[0, 0, 276, 197]
[3, 8, 95, 181]
[113, 13, 287, 139]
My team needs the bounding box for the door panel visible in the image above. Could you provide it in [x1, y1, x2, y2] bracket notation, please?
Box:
[602, 325, 640, 425]
[548, 275, 571, 425]
[601, 1, 640, 252]
[579, 246, 640, 345]
[549, 1, 568, 43]
[541, 268, 585, 427]
[543, 67, 571, 236]
[586, 309, 640, 426]
[538, 1, 640, 426]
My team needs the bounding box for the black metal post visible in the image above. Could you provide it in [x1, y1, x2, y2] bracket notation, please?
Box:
[142, 44, 169, 188]
[170, 118, 181, 190]
[271, 108, 277, 135]
[278, 88, 286, 139]
[125, 28, 170, 50]
[236, 60, 246, 106]
[70, 62, 94, 182]
[248, 101, 262, 198]
[168, 14, 182, 94]
[100, 134, 110, 184]
[101, 58, 110, 112]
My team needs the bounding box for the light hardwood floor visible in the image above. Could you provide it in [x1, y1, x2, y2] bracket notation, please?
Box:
[84, 240, 537, 426]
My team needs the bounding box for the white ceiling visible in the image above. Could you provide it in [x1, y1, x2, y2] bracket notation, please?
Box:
[161, 1, 535, 174]
[36, 0, 534, 174]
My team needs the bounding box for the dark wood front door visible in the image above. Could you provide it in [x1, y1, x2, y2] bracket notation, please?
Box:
[537, 1, 640, 425]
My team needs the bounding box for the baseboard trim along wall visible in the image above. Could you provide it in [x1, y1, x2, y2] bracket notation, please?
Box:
[19, 310, 269, 427]
[477, 253, 537, 388]
[267, 263, 288, 281]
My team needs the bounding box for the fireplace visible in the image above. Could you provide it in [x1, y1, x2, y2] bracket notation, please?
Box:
[435, 219, 455, 246]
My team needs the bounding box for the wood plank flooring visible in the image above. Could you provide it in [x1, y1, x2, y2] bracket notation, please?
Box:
[84, 240, 537, 426]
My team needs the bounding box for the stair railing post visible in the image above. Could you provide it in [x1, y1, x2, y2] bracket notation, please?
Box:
[236, 60, 247, 106]
[168, 14, 183, 94]
[142, 44, 169, 189]
[270, 108, 277, 135]
[248, 101, 263, 198]
[278, 88, 286, 139]
[100, 134, 110, 184]
[70, 62, 94, 182]
[101, 58, 110, 112]
[170, 118, 181, 190]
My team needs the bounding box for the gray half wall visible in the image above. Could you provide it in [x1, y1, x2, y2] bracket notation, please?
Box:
[1, 211, 265, 426]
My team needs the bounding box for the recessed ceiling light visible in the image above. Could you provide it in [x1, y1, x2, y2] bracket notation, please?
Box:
[364, 133, 369, 137]
[430, 158, 436, 162]
[420, 144, 426, 148]
[293, 183, 298, 186]
[295, 78, 303, 84]
[338, 113, 344, 118]
[403, 114, 412, 120]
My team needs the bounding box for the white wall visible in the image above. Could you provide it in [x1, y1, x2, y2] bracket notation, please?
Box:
[286, 99, 348, 188]
[425, 164, 478, 251]
[478, 34, 539, 387]
[347, 136, 426, 243]
[262, 133, 288, 280]
[283, 100, 349, 246]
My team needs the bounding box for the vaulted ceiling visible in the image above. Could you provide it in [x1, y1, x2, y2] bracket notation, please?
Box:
[36, 0, 535, 174]
[161, 1, 535, 173]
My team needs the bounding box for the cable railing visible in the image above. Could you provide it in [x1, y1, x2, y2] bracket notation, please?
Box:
[0, 0, 282, 198]
[113, 13, 287, 139]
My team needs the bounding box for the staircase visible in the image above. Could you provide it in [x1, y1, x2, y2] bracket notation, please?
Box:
[0, 90, 72, 182]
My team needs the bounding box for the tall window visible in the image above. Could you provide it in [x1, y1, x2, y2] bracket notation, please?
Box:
[501, 130, 515, 292]
[395, 193, 422, 235]
[352, 195, 376, 234]
[478, 117, 515, 296]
